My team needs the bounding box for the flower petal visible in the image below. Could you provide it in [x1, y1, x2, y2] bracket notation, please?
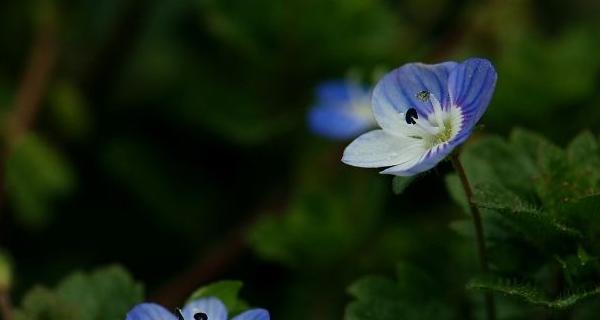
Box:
[182, 297, 228, 320]
[447, 58, 497, 128]
[126, 303, 177, 320]
[380, 141, 456, 176]
[372, 61, 457, 136]
[308, 104, 373, 140]
[231, 309, 270, 320]
[342, 130, 425, 168]
[315, 81, 353, 104]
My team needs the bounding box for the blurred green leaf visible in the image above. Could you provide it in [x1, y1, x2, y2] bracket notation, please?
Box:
[14, 265, 143, 320]
[0, 250, 12, 291]
[391, 176, 415, 195]
[345, 264, 452, 320]
[5, 134, 75, 228]
[249, 145, 386, 269]
[187, 281, 248, 316]
[48, 81, 91, 139]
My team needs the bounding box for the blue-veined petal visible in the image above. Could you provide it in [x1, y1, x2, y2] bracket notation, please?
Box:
[126, 303, 177, 320]
[181, 297, 228, 320]
[342, 130, 426, 168]
[230, 309, 270, 320]
[380, 140, 457, 176]
[448, 58, 497, 128]
[372, 62, 457, 136]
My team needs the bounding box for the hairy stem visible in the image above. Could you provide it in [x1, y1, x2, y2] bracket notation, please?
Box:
[450, 153, 496, 320]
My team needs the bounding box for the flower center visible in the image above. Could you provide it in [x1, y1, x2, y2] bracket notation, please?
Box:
[404, 92, 463, 150]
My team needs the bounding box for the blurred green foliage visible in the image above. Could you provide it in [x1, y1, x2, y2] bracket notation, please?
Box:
[14, 266, 142, 320]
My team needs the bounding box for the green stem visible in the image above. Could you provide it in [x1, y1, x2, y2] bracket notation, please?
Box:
[450, 153, 496, 320]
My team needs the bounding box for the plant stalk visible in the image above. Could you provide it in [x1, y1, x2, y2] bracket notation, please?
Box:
[450, 153, 496, 320]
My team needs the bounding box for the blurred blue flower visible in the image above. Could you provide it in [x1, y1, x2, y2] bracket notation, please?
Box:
[342, 58, 497, 176]
[126, 297, 269, 320]
[308, 80, 376, 140]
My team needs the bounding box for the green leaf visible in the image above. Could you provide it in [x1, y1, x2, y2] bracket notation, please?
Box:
[5, 134, 76, 228]
[187, 281, 248, 316]
[468, 276, 600, 309]
[14, 265, 143, 320]
[391, 176, 415, 195]
[48, 81, 91, 140]
[345, 265, 452, 320]
[472, 183, 582, 243]
[444, 174, 468, 214]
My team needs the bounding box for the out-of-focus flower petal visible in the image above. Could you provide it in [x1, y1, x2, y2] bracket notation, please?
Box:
[315, 81, 353, 103]
[230, 309, 270, 320]
[126, 303, 177, 320]
[342, 130, 426, 168]
[308, 104, 372, 140]
[182, 298, 228, 320]
[308, 80, 374, 140]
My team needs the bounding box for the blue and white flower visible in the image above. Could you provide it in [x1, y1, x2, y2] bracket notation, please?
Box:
[126, 297, 269, 320]
[342, 58, 497, 176]
[308, 80, 376, 140]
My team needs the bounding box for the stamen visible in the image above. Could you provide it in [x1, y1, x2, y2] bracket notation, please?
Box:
[405, 108, 418, 124]
[176, 309, 185, 320]
[405, 107, 440, 135]
[414, 117, 441, 135]
[428, 93, 444, 127]
[194, 313, 209, 320]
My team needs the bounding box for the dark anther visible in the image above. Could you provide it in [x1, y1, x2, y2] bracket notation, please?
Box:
[194, 313, 209, 320]
[405, 108, 418, 125]
[176, 309, 185, 320]
[416, 90, 430, 102]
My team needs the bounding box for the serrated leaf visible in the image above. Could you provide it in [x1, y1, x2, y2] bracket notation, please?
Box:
[468, 276, 600, 309]
[187, 281, 248, 316]
[472, 183, 582, 243]
[14, 265, 143, 320]
[391, 176, 415, 195]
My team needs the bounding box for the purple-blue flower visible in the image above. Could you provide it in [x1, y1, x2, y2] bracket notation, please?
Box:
[125, 297, 269, 320]
[308, 80, 376, 140]
[342, 58, 497, 176]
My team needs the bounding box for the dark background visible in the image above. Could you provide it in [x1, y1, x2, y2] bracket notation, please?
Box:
[1, 0, 600, 319]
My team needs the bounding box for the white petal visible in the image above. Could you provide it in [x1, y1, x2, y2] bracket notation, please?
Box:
[342, 130, 425, 168]
[371, 94, 411, 137]
[182, 298, 228, 320]
[379, 157, 425, 176]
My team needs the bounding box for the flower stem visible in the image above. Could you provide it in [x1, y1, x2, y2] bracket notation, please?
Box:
[450, 153, 496, 320]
